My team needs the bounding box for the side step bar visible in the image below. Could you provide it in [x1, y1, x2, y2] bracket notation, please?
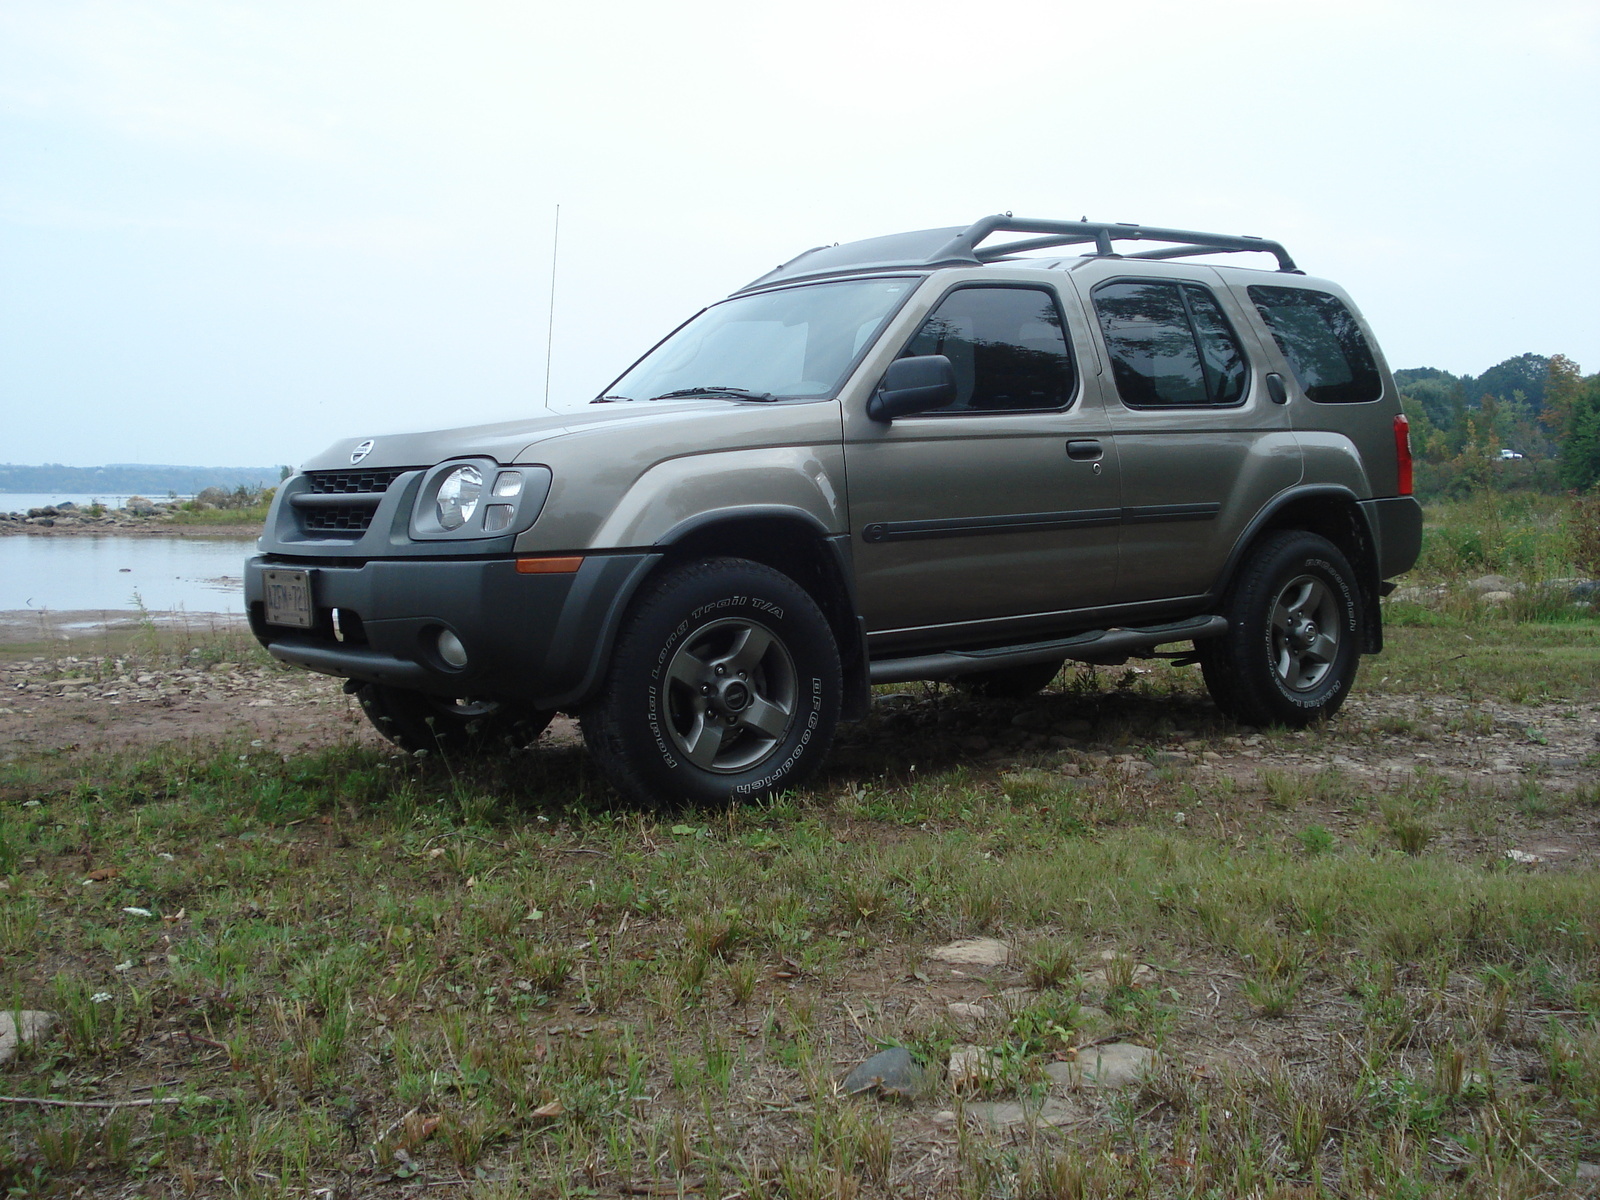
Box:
[868, 615, 1228, 685]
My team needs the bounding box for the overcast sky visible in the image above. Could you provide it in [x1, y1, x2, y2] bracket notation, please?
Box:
[2, 0, 1596, 469]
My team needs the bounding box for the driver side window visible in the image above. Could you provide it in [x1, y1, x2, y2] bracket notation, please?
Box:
[900, 285, 1076, 412]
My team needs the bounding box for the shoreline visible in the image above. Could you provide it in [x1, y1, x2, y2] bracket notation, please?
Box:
[0, 519, 260, 539]
[1, 608, 247, 648]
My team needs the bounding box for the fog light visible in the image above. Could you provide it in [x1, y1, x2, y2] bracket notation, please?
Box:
[492, 471, 524, 499]
[483, 503, 514, 532]
[436, 629, 468, 668]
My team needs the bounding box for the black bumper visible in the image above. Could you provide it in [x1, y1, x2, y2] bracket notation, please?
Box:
[245, 552, 661, 709]
[1359, 496, 1425, 579]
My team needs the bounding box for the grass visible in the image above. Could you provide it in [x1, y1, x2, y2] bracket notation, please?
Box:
[2, 500, 1598, 1197]
[2, 686, 1597, 1197]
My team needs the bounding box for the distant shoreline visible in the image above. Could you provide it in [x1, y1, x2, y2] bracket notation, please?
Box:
[0, 519, 261, 539]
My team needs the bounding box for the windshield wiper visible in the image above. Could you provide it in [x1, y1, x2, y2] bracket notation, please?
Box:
[591, 394, 632, 404]
[648, 386, 777, 403]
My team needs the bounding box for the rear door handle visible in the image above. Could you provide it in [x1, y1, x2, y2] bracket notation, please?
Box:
[1066, 439, 1103, 461]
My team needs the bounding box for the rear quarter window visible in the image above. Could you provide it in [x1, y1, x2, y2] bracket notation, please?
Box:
[1248, 285, 1381, 404]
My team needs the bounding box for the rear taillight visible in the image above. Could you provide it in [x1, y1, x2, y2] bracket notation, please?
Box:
[1393, 414, 1413, 496]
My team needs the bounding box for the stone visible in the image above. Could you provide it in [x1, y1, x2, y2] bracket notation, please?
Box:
[1468, 574, 1514, 594]
[929, 938, 1010, 968]
[947, 1002, 988, 1023]
[841, 1047, 925, 1098]
[1045, 1043, 1158, 1090]
[948, 1044, 999, 1090]
[0, 1010, 58, 1064]
[1575, 1162, 1600, 1181]
[1478, 590, 1515, 606]
[965, 1097, 1082, 1130]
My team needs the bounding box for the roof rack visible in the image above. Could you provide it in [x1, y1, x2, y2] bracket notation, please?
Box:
[738, 215, 1299, 292]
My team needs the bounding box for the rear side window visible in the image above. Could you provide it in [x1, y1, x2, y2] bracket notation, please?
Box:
[901, 285, 1075, 412]
[1092, 281, 1247, 407]
[1248, 285, 1381, 404]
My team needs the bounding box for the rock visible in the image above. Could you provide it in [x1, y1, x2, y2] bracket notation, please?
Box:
[1115, 760, 1150, 778]
[841, 1046, 925, 1098]
[929, 937, 1010, 967]
[1479, 590, 1515, 606]
[948, 1044, 1000, 1090]
[1571, 580, 1600, 602]
[1045, 1043, 1158, 1090]
[947, 1002, 988, 1023]
[0, 1011, 58, 1064]
[1150, 751, 1190, 767]
[1575, 1161, 1600, 1181]
[966, 1097, 1082, 1130]
[1080, 951, 1156, 995]
[1468, 574, 1514, 594]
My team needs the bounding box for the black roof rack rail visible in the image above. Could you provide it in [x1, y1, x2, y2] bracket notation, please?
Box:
[738, 215, 1299, 292]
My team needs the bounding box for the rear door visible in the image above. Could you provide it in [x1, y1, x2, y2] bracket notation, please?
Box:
[1070, 263, 1301, 602]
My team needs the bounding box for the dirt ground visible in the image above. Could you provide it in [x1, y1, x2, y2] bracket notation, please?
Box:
[3, 621, 1596, 871]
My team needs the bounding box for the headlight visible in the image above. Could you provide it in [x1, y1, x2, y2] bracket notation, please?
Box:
[436, 465, 483, 530]
[409, 460, 552, 540]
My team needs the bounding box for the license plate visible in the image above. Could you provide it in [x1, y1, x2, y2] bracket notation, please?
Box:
[263, 569, 313, 628]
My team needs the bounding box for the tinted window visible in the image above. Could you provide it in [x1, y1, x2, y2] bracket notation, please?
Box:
[1093, 281, 1248, 407]
[901, 286, 1075, 412]
[1248, 285, 1381, 404]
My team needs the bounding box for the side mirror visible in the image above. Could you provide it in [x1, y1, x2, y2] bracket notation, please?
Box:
[868, 355, 958, 422]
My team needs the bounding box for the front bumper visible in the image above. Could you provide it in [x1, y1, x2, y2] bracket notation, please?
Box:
[245, 552, 660, 709]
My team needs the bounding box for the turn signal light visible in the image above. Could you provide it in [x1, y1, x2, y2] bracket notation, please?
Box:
[515, 555, 585, 574]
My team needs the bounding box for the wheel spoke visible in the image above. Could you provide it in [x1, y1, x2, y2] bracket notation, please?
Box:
[739, 694, 791, 739]
[1282, 580, 1315, 619]
[720, 624, 774, 677]
[667, 648, 713, 689]
[1305, 633, 1338, 663]
[680, 715, 729, 768]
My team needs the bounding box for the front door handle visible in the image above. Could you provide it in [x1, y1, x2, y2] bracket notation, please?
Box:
[1066, 439, 1103, 461]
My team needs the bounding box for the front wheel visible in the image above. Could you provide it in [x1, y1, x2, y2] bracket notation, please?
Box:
[580, 558, 842, 807]
[1199, 531, 1361, 728]
[355, 685, 554, 755]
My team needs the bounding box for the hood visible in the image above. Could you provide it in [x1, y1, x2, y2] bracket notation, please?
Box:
[299, 401, 731, 472]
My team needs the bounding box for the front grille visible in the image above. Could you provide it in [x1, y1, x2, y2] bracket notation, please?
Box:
[302, 506, 380, 532]
[306, 468, 406, 495]
[295, 468, 411, 535]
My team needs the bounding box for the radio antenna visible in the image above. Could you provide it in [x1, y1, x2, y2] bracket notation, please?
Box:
[543, 204, 561, 408]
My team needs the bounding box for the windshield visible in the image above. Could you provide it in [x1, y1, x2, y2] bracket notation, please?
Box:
[601, 277, 916, 403]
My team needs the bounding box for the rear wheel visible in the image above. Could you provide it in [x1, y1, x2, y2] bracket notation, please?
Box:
[581, 558, 841, 807]
[355, 685, 554, 755]
[1200, 531, 1361, 728]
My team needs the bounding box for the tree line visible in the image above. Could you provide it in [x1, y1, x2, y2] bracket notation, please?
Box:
[1396, 353, 1600, 496]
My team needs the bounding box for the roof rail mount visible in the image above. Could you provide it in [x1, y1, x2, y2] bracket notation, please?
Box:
[740, 215, 1300, 292]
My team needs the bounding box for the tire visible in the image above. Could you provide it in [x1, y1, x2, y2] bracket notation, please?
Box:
[1199, 531, 1362, 728]
[356, 684, 554, 755]
[580, 558, 842, 807]
[954, 658, 1065, 699]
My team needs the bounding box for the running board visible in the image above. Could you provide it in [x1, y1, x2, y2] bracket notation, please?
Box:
[867, 615, 1228, 685]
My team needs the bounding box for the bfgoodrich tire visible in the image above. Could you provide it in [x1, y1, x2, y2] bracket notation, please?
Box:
[580, 558, 842, 807]
[355, 685, 554, 756]
[1200, 531, 1362, 728]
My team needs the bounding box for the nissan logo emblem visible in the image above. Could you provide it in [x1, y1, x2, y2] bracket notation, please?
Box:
[350, 439, 375, 465]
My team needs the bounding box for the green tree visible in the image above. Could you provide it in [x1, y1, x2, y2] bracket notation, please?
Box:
[1559, 377, 1600, 492]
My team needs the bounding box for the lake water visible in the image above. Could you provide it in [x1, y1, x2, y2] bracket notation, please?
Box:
[0, 535, 250, 614]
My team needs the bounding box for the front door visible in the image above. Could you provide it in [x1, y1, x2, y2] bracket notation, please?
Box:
[844, 282, 1121, 651]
